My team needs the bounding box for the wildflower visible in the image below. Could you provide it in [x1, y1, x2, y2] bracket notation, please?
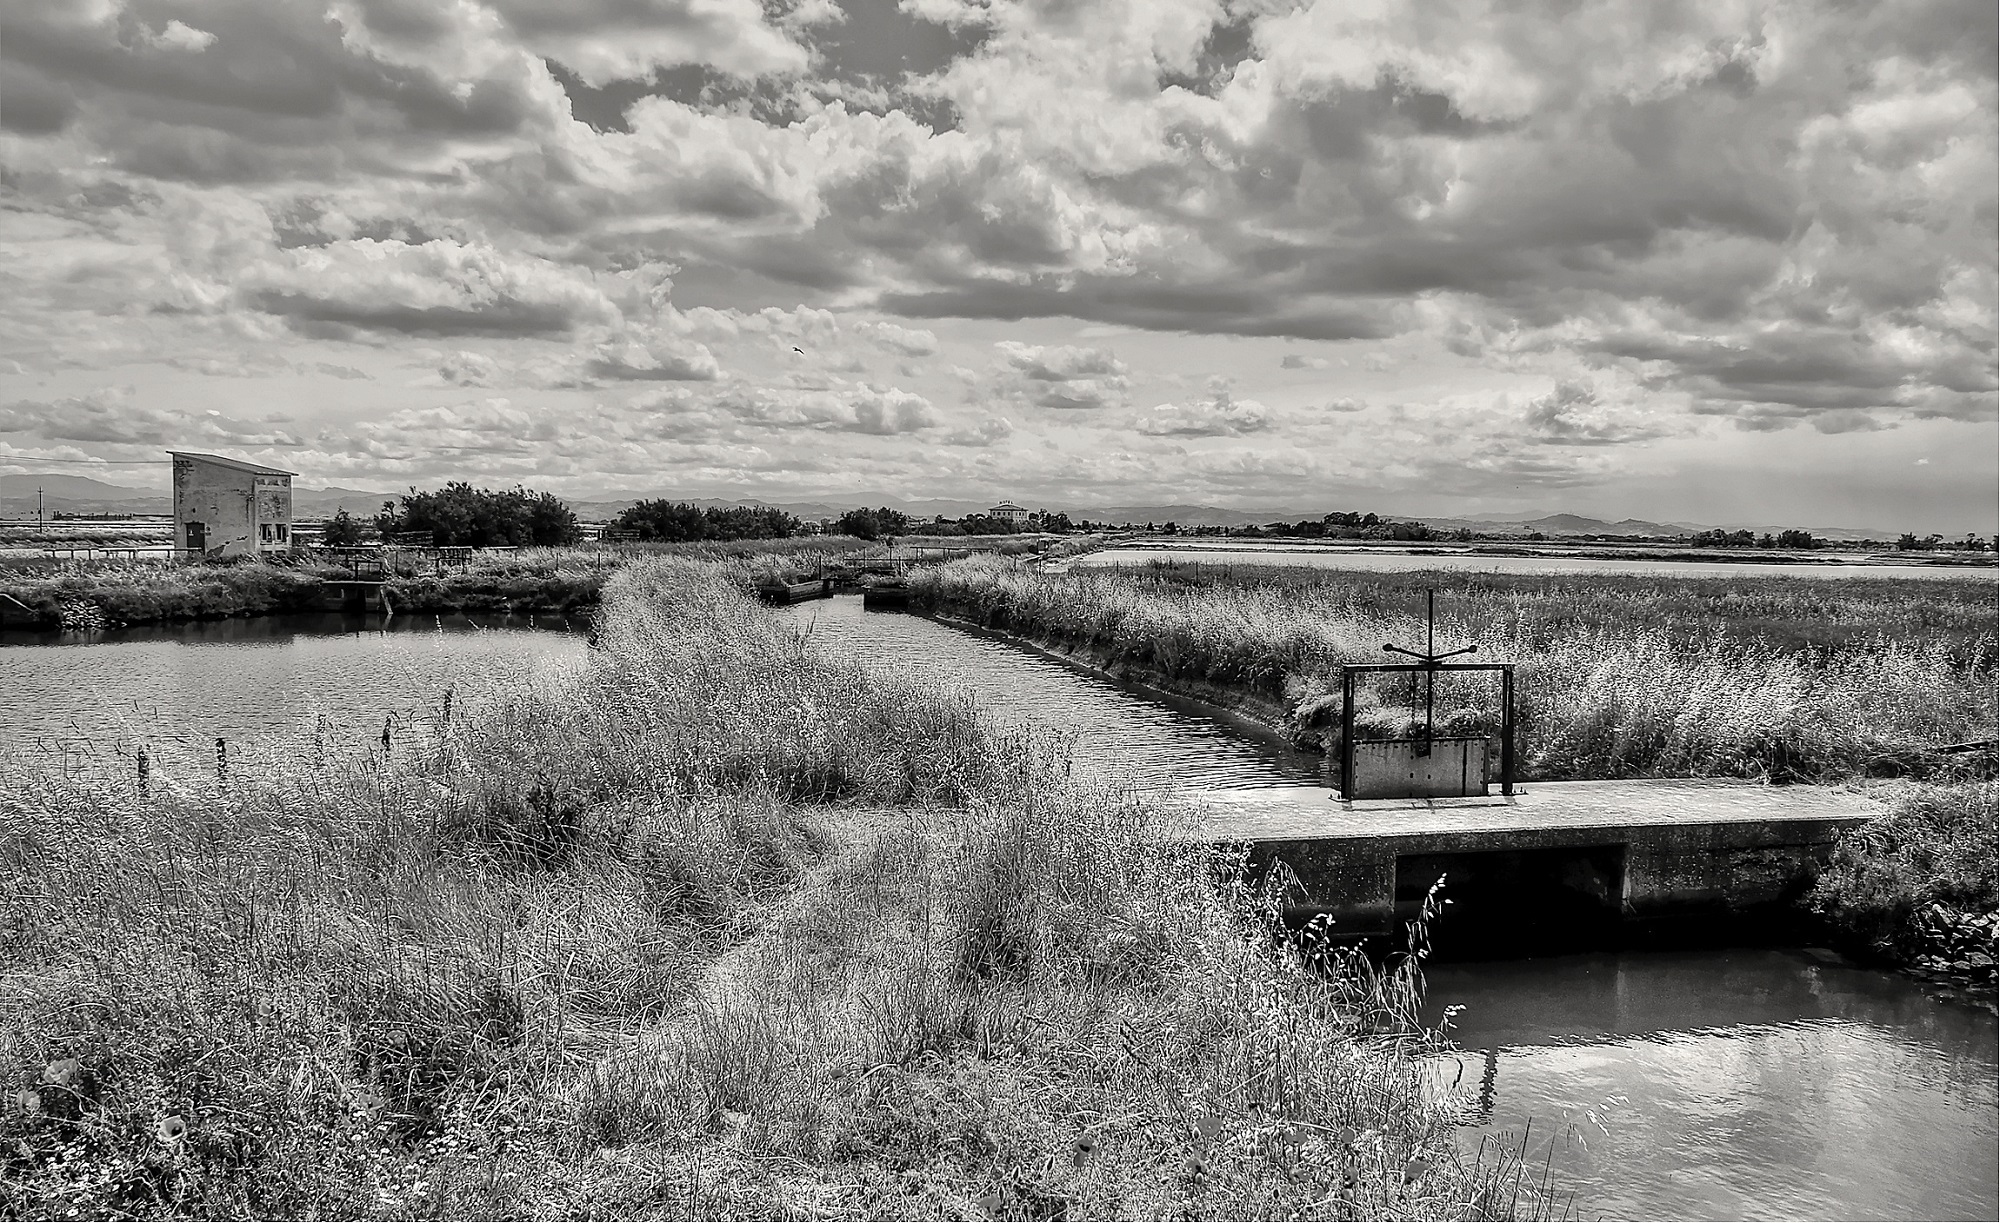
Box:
[1402, 1155, 1431, 1183]
[156, 1116, 188, 1145]
[15, 1089, 41, 1115]
[1071, 1133, 1097, 1168]
[42, 1059, 81, 1089]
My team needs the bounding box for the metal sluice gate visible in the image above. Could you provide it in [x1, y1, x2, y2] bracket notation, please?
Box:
[1336, 589, 1516, 801]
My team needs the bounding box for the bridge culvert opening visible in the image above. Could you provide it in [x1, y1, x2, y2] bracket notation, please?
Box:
[1396, 845, 1627, 958]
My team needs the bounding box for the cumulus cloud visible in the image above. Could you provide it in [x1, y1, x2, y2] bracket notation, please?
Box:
[1281, 355, 1330, 370]
[483, 0, 810, 85]
[581, 339, 722, 382]
[941, 414, 1013, 447]
[1520, 380, 1673, 447]
[853, 320, 940, 356]
[990, 341, 1132, 409]
[638, 381, 937, 438]
[1136, 388, 1272, 437]
[848, 386, 937, 434]
[241, 240, 621, 339]
[0, 387, 299, 448]
[437, 351, 502, 387]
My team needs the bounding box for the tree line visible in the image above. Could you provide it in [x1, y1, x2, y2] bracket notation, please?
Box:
[320, 484, 582, 548]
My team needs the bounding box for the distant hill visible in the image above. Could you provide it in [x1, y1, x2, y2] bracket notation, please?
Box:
[0, 472, 397, 519]
[0, 473, 161, 499]
[1412, 513, 1693, 537]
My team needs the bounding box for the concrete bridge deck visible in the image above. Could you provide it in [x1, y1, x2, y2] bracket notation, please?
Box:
[1189, 779, 1880, 938]
[1194, 777, 1877, 841]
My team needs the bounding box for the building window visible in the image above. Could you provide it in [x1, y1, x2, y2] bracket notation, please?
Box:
[275, 524, 289, 542]
[260, 524, 273, 543]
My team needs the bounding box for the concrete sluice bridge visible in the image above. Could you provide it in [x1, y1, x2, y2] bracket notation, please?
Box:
[1191, 779, 1878, 942]
[1185, 593, 1884, 947]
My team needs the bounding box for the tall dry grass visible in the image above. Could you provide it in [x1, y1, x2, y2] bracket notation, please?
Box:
[910, 557, 1997, 783]
[0, 555, 330, 629]
[1, 556, 1530, 1219]
[581, 791, 1549, 1219]
[0, 539, 865, 630]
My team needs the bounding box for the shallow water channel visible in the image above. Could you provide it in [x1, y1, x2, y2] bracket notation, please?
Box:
[780, 595, 1999, 1222]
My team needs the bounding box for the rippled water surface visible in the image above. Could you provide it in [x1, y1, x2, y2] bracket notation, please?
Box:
[1429, 949, 1999, 1221]
[1, 612, 586, 770]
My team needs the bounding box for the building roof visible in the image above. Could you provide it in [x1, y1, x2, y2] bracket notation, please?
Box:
[169, 451, 295, 477]
[989, 501, 1027, 512]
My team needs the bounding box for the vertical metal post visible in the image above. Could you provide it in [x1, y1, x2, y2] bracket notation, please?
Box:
[215, 738, 227, 782]
[1424, 589, 1436, 745]
[137, 746, 149, 797]
[1500, 666, 1515, 796]
[1340, 667, 1355, 800]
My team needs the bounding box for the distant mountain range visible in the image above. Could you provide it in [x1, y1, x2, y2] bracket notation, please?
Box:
[0, 472, 1920, 539]
[0, 474, 398, 519]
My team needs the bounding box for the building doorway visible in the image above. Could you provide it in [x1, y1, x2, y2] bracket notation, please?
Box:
[184, 521, 206, 553]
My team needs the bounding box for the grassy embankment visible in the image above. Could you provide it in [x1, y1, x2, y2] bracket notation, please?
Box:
[0, 558, 1549, 1220]
[907, 558, 1998, 977]
[0, 539, 876, 631]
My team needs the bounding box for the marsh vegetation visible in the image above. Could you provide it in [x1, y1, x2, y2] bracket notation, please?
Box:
[908, 557, 1999, 977]
[1, 558, 1551, 1220]
[0, 539, 877, 631]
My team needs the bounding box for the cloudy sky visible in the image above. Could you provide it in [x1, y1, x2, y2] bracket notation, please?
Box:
[2, 0, 1994, 527]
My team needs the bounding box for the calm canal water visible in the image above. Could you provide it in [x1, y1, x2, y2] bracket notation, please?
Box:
[1429, 949, 1998, 1221]
[1073, 542, 1996, 582]
[781, 596, 1998, 1222]
[781, 593, 1324, 791]
[0, 612, 586, 771]
[4, 597, 1993, 1219]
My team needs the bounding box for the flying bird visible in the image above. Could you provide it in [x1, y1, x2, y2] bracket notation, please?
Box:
[792, 346, 806, 355]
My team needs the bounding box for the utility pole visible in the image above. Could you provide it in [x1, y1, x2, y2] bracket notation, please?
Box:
[37, 485, 44, 535]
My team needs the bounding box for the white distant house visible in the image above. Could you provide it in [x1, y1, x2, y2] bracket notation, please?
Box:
[988, 501, 1031, 525]
[170, 451, 295, 557]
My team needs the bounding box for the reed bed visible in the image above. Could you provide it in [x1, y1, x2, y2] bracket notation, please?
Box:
[0, 539, 868, 630]
[911, 557, 1997, 783]
[0, 557, 1538, 1219]
[0, 556, 330, 629]
[909, 557, 1999, 978]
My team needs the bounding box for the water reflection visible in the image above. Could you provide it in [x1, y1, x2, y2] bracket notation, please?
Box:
[1429, 949, 2000, 1221]
[1, 612, 586, 772]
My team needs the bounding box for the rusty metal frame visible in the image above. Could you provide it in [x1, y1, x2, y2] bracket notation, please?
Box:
[1338, 661, 1515, 800]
